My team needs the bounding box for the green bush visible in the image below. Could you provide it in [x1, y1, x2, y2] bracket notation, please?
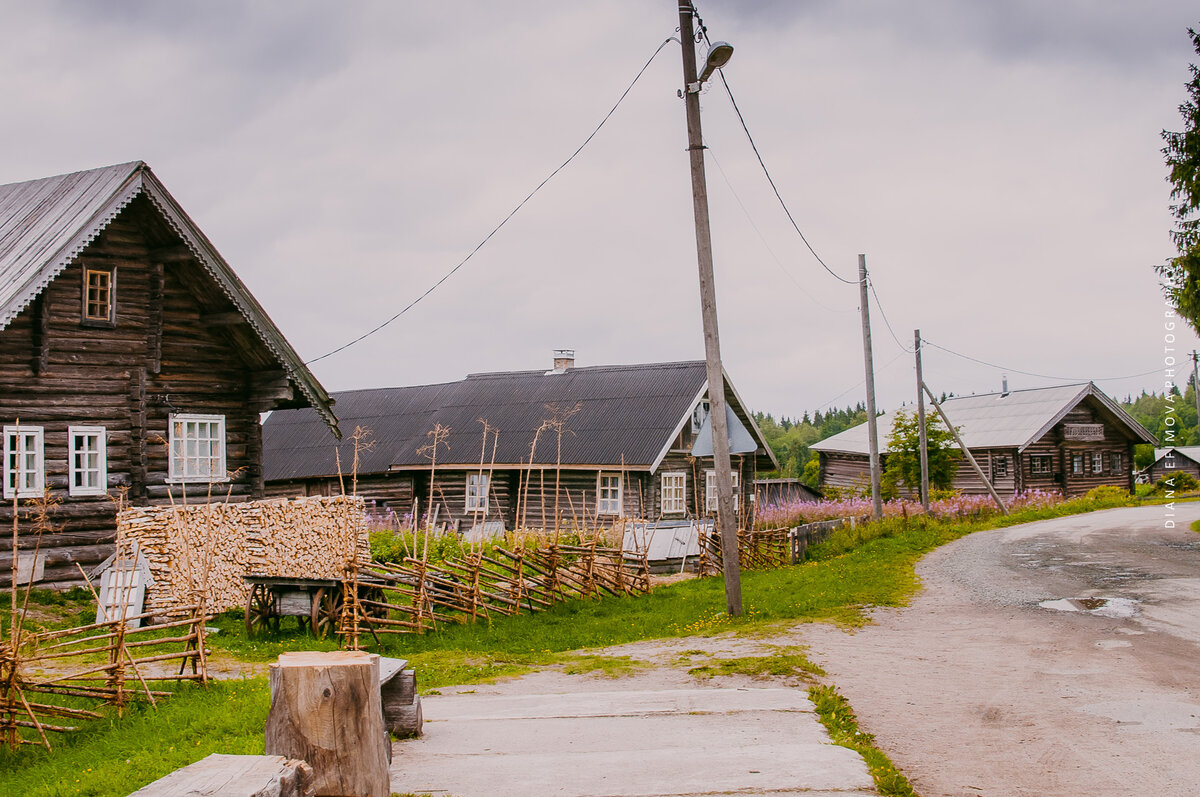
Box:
[1154, 471, 1198, 493]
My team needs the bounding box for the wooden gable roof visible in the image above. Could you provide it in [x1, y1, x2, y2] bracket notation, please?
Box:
[0, 161, 338, 435]
[262, 360, 777, 481]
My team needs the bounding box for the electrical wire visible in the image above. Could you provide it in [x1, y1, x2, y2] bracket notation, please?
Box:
[813, 350, 908, 411]
[922, 340, 1163, 383]
[307, 36, 676, 365]
[867, 278, 915, 353]
[707, 145, 855, 315]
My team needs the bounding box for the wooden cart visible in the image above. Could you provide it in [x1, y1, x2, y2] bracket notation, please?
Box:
[243, 576, 385, 639]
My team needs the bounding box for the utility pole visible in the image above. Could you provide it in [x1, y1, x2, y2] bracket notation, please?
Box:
[859, 255, 883, 521]
[677, 0, 741, 616]
[915, 329, 930, 511]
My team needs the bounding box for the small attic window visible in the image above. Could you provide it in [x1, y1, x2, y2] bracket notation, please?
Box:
[82, 267, 116, 326]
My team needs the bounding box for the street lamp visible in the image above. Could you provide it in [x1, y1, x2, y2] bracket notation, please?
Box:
[676, 2, 742, 617]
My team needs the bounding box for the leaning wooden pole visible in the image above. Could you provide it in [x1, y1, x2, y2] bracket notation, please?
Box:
[921, 381, 1008, 514]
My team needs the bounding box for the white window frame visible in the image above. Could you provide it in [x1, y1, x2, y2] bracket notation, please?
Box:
[68, 426, 108, 497]
[1030, 455, 1052, 476]
[992, 455, 1009, 479]
[661, 471, 687, 515]
[4, 425, 45, 499]
[1072, 454, 1084, 475]
[597, 472, 623, 516]
[1091, 452, 1104, 475]
[466, 472, 489, 513]
[705, 469, 740, 512]
[168, 413, 227, 483]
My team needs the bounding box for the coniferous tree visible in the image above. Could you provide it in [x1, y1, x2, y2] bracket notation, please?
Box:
[1158, 28, 1200, 332]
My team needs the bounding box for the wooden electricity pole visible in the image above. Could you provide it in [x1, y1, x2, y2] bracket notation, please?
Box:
[921, 381, 1008, 515]
[915, 329, 930, 511]
[678, 0, 741, 616]
[859, 255, 883, 520]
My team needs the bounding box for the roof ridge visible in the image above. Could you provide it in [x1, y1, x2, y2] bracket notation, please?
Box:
[0, 160, 144, 190]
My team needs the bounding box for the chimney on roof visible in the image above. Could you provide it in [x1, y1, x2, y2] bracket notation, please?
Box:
[551, 349, 575, 374]
[1001, 374, 1010, 397]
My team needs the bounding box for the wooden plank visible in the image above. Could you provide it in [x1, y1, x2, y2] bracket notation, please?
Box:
[126, 753, 314, 797]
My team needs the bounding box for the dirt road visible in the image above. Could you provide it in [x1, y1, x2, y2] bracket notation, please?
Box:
[800, 503, 1200, 796]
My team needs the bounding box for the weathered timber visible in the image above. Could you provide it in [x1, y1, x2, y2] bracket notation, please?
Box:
[127, 753, 315, 797]
[265, 651, 390, 797]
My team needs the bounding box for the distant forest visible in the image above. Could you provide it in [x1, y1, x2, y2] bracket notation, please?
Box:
[756, 380, 1200, 486]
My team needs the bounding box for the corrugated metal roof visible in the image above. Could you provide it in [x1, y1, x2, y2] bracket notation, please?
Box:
[1152, 446, 1200, 465]
[811, 382, 1156, 455]
[263, 361, 775, 481]
[0, 161, 338, 435]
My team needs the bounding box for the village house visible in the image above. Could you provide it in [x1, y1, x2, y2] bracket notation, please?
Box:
[0, 161, 338, 586]
[811, 382, 1155, 498]
[1144, 446, 1200, 483]
[262, 354, 778, 531]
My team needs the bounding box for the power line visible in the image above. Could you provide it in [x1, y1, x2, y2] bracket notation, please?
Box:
[867, 277, 914, 353]
[922, 340, 1162, 383]
[307, 36, 676, 365]
[706, 145, 855, 315]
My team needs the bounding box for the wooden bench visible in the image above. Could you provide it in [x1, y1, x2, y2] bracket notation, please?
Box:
[128, 754, 313, 796]
[378, 656, 422, 737]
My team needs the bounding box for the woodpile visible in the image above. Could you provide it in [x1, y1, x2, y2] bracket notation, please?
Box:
[115, 495, 369, 615]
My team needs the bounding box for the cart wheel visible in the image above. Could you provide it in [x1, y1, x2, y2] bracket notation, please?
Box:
[360, 586, 389, 620]
[312, 586, 344, 640]
[245, 583, 279, 637]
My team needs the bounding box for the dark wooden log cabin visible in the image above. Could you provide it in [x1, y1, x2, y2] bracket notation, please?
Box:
[263, 356, 777, 532]
[811, 383, 1155, 499]
[0, 162, 338, 586]
[1145, 447, 1200, 484]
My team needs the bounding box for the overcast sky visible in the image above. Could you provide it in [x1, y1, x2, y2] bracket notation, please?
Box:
[3, 1, 1198, 418]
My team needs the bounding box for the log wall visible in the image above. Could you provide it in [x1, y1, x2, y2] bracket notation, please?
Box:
[0, 196, 315, 587]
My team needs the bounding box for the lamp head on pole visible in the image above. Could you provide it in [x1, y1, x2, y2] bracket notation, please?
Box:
[697, 41, 734, 84]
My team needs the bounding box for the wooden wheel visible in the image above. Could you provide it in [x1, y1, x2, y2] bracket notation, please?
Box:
[360, 586, 388, 620]
[311, 586, 344, 640]
[245, 583, 279, 637]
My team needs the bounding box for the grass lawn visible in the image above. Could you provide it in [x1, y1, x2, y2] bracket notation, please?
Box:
[0, 492, 1162, 796]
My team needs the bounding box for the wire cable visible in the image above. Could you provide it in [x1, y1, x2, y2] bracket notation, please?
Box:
[707, 145, 855, 315]
[923, 340, 1162, 383]
[867, 278, 915, 353]
[307, 37, 676, 364]
[813, 350, 908, 411]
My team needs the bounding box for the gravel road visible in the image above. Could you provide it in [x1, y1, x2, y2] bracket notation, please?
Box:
[798, 503, 1200, 797]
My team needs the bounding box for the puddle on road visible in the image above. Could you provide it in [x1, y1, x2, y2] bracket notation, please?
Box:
[1038, 597, 1138, 618]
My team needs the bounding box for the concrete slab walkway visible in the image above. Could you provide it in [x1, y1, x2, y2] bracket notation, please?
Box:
[389, 682, 877, 796]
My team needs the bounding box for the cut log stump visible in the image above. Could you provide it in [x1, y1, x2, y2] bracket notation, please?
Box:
[265, 651, 390, 797]
[126, 753, 314, 797]
[379, 657, 422, 737]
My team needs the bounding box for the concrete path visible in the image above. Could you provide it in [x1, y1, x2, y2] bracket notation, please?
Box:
[389, 680, 876, 796]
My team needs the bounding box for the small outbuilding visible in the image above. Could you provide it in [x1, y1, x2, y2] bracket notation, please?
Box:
[1144, 446, 1200, 483]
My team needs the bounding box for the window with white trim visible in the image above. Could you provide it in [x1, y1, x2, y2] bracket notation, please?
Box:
[168, 414, 226, 482]
[466, 473, 489, 512]
[4, 425, 44, 499]
[1030, 455, 1052, 475]
[1071, 454, 1084, 475]
[597, 473, 622, 515]
[705, 469, 740, 512]
[1110, 453, 1124, 473]
[69, 426, 107, 496]
[661, 472, 686, 514]
[1091, 452, 1104, 474]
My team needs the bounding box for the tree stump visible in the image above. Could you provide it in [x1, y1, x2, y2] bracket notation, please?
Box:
[265, 651, 390, 797]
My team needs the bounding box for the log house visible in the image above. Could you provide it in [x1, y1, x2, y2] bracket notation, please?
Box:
[263, 357, 777, 531]
[0, 162, 338, 586]
[811, 383, 1155, 498]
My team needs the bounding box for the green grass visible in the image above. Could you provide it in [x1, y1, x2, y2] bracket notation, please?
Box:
[2, 492, 1170, 795]
[810, 684, 918, 797]
[686, 646, 825, 682]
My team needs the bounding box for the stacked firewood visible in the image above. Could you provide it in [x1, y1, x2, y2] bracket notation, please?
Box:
[115, 496, 369, 614]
